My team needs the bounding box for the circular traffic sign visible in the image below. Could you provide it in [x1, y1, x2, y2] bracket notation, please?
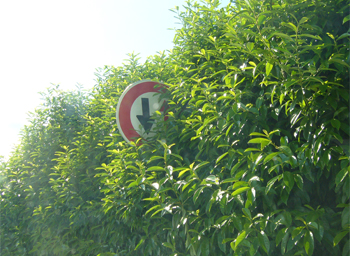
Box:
[116, 80, 167, 143]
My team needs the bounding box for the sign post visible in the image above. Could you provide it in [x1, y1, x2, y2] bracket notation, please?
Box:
[116, 80, 167, 144]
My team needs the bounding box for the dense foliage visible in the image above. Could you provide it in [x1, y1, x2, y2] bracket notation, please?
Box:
[1, 0, 349, 255]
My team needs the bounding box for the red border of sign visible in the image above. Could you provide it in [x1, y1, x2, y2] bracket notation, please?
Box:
[116, 80, 166, 143]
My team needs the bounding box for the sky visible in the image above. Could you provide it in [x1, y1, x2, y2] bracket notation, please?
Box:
[0, 0, 230, 160]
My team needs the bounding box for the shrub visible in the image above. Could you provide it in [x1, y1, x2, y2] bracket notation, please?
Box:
[1, 0, 349, 255]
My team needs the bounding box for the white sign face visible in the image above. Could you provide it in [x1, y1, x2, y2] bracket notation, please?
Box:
[130, 92, 167, 139]
[116, 80, 167, 144]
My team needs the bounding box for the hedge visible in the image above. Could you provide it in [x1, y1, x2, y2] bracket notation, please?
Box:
[1, 0, 349, 255]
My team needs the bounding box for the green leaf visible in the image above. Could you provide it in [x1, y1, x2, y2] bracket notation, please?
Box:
[145, 205, 161, 215]
[193, 187, 205, 203]
[304, 231, 314, 256]
[336, 167, 349, 186]
[292, 227, 305, 239]
[269, 32, 294, 41]
[276, 228, 287, 246]
[332, 132, 344, 144]
[216, 152, 228, 164]
[248, 138, 271, 145]
[334, 107, 347, 118]
[282, 211, 292, 227]
[226, 123, 234, 136]
[245, 190, 253, 208]
[223, 237, 234, 244]
[151, 208, 163, 217]
[264, 152, 282, 164]
[280, 189, 289, 205]
[232, 187, 250, 197]
[258, 231, 270, 254]
[249, 176, 260, 184]
[343, 14, 350, 24]
[331, 119, 341, 130]
[329, 58, 350, 68]
[147, 166, 164, 171]
[281, 230, 289, 254]
[257, 14, 266, 25]
[231, 160, 246, 176]
[143, 197, 158, 201]
[194, 161, 210, 171]
[333, 230, 349, 246]
[265, 175, 280, 194]
[222, 177, 237, 184]
[242, 208, 252, 220]
[128, 181, 138, 188]
[283, 80, 298, 88]
[249, 244, 256, 256]
[230, 241, 235, 251]
[269, 129, 280, 136]
[342, 207, 350, 229]
[179, 168, 190, 177]
[162, 242, 175, 250]
[205, 175, 217, 183]
[149, 156, 164, 162]
[268, 164, 280, 174]
[279, 146, 293, 156]
[249, 61, 256, 67]
[135, 237, 145, 250]
[244, 147, 261, 152]
[247, 42, 254, 51]
[299, 17, 308, 25]
[255, 153, 264, 165]
[299, 34, 322, 40]
[216, 216, 230, 225]
[295, 174, 303, 190]
[48, 173, 61, 176]
[233, 181, 249, 189]
[282, 22, 297, 32]
[266, 62, 273, 76]
[235, 231, 247, 249]
[337, 32, 350, 41]
[283, 171, 294, 191]
[170, 153, 183, 161]
[250, 132, 267, 137]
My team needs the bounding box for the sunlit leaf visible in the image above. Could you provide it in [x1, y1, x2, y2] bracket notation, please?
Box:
[232, 187, 250, 197]
[266, 62, 273, 76]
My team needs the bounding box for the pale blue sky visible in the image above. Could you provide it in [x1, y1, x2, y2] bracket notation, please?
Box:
[0, 0, 230, 159]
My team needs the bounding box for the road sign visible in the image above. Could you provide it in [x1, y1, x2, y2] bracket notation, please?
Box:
[116, 80, 167, 143]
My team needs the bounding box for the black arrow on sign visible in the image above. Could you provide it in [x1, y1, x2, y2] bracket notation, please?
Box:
[137, 98, 154, 134]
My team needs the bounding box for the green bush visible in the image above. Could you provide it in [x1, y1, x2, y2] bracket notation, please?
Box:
[1, 0, 349, 255]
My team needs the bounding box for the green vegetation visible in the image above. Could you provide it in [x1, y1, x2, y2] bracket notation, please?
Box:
[1, 0, 349, 255]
